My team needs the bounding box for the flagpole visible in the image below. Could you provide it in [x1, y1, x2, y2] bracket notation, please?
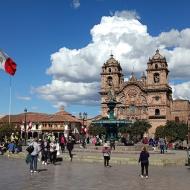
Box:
[0, 49, 17, 124]
[9, 76, 12, 124]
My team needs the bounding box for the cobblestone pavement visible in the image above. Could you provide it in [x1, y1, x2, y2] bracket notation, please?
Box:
[0, 157, 189, 190]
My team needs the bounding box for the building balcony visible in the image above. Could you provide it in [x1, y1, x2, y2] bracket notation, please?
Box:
[41, 127, 65, 131]
[149, 115, 166, 119]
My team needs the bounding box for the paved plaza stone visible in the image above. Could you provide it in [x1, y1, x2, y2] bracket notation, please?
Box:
[0, 156, 189, 190]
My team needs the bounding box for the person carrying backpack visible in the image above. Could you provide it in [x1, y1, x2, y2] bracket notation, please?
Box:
[28, 138, 40, 173]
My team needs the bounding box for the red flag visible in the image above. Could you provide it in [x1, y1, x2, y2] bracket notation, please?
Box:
[0, 50, 17, 76]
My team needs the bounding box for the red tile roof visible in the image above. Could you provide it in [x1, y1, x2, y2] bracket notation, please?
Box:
[0, 111, 80, 124]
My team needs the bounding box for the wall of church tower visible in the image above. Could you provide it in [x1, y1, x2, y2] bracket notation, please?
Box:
[101, 72, 122, 91]
[146, 69, 168, 87]
[147, 90, 172, 123]
[159, 71, 168, 85]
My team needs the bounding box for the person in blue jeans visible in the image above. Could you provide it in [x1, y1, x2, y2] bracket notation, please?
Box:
[29, 138, 40, 173]
[8, 141, 16, 153]
[159, 138, 165, 154]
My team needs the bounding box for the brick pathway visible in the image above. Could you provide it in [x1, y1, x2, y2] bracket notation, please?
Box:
[0, 156, 189, 190]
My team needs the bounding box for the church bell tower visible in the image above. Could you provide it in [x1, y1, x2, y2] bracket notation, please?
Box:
[146, 50, 172, 123]
[100, 54, 124, 116]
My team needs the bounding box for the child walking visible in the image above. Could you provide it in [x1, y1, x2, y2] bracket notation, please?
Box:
[138, 146, 149, 178]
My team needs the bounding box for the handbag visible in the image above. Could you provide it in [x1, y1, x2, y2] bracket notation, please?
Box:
[26, 145, 34, 154]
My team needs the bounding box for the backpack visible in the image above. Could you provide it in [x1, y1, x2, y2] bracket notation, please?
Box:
[26, 145, 34, 154]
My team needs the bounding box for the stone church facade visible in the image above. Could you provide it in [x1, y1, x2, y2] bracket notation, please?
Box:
[100, 50, 190, 136]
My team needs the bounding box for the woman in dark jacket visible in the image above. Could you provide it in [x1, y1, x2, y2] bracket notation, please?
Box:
[67, 136, 74, 161]
[138, 146, 149, 178]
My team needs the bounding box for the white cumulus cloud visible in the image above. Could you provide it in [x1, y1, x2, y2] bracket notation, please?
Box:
[172, 81, 190, 100]
[34, 80, 100, 108]
[34, 10, 190, 109]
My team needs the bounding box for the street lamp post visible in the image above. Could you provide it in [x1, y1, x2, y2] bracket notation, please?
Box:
[79, 112, 87, 128]
[24, 108, 27, 145]
[79, 112, 88, 147]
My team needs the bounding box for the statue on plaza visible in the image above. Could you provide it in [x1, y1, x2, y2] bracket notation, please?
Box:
[108, 87, 116, 102]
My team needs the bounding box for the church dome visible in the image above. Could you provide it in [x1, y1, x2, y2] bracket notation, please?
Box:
[105, 54, 120, 66]
[151, 49, 165, 60]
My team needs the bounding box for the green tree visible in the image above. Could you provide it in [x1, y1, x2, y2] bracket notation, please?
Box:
[88, 125, 106, 136]
[155, 125, 165, 139]
[130, 120, 152, 142]
[155, 121, 188, 142]
[165, 121, 188, 141]
[0, 123, 18, 140]
[164, 121, 178, 141]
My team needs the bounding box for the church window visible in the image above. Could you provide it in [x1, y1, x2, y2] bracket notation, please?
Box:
[109, 68, 111, 72]
[155, 64, 158, 69]
[154, 73, 160, 83]
[155, 96, 160, 101]
[155, 109, 160, 115]
[107, 76, 113, 86]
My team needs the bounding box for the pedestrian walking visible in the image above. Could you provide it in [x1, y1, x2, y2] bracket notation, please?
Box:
[49, 140, 57, 164]
[67, 136, 74, 161]
[159, 138, 165, 154]
[110, 137, 115, 150]
[56, 140, 60, 156]
[80, 135, 86, 149]
[102, 143, 111, 167]
[138, 146, 149, 179]
[29, 138, 40, 173]
[60, 135, 66, 153]
[41, 139, 49, 165]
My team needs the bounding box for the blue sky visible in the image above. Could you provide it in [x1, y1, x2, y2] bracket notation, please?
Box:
[0, 0, 190, 118]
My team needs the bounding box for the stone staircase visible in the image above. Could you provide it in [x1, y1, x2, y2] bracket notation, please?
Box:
[3, 144, 188, 166]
